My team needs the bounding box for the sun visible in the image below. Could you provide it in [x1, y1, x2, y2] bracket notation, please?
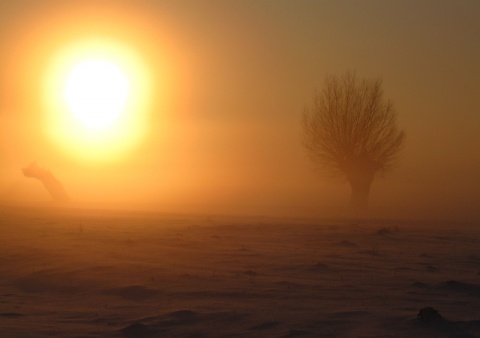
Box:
[64, 59, 130, 131]
[42, 37, 153, 164]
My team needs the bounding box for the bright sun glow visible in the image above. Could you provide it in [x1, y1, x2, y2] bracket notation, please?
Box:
[43, 37, 153, 164]
[64, 59, 130, 131]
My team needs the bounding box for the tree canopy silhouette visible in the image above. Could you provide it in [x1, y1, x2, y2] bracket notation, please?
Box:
[302, 72, 405, 211]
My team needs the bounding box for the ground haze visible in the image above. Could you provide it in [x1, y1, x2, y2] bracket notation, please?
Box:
[1, 1, 480, 336]
[1, 205, 479, 337]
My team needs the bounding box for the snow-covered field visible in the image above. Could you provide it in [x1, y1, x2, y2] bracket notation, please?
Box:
[1, 205, 479, 337]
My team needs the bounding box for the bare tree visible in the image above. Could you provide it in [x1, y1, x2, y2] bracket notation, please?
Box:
[302, 72, 405, 212]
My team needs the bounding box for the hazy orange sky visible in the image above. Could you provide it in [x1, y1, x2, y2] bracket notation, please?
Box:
[1, 0, 479, 220]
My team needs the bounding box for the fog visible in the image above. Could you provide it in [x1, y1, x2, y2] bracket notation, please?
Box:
[1, 0, 480, 221]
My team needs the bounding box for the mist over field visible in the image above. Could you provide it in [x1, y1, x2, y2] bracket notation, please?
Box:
[1, 3, 480, 337]
[1, 0, 480, 221]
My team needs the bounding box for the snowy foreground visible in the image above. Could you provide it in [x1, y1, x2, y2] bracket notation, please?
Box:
[1, 206, 479, 337]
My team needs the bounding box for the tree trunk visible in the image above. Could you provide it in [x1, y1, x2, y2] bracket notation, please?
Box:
[345, 162, 377, 214]
[348, 176, 372, 212]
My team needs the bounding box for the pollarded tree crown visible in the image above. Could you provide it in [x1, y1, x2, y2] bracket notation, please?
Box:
[303, 71, 405, 177]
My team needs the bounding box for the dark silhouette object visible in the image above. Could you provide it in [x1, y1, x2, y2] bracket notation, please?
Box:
[302, 71, 405, 212]
[120, 322, 152, 338]
[22, 161, 70, 203]
[417, 307, 443, 323]
[417, 307, 479, 338]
